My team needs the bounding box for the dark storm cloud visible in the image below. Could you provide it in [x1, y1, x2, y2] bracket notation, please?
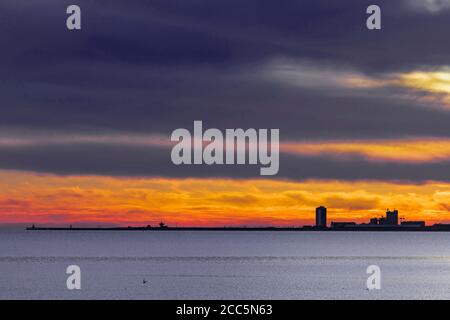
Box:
[1, 0, 450, 180]
[3, 68, 450, 140]
[2, 0, 449, 71]
[0, 143, 449, 183]
[1, 0, 449, 137]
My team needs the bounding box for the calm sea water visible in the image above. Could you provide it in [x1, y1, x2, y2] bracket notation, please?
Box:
[1, 230, 450, 299]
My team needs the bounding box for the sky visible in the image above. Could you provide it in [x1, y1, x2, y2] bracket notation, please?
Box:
[1, 0, 450, 226]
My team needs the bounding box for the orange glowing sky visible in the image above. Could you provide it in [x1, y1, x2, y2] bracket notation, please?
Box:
[1, 170, 450, 227]
[281, 137, 450, 163]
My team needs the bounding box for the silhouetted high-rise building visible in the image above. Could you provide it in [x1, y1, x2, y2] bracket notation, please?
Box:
[386, 209, 399, 226]
[316, 206, 327, 228]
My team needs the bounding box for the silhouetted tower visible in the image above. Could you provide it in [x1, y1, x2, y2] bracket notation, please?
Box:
[316, 206, 327, 228]
[159, 221, 167, 229]
[386, 209, 399, 226]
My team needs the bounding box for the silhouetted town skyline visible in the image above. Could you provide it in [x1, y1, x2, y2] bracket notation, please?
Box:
[26, 206, 450, 232]
[313, 206, 427, 230]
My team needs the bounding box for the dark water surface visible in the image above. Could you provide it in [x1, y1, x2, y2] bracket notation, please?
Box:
[1, 230, 450, 299]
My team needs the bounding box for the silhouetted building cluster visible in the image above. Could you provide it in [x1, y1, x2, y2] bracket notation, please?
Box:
[315, 206, 426, 230]
[368, 209, 399, 226]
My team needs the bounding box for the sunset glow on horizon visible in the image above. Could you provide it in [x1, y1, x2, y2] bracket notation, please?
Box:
[1, 170, 450, 227]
